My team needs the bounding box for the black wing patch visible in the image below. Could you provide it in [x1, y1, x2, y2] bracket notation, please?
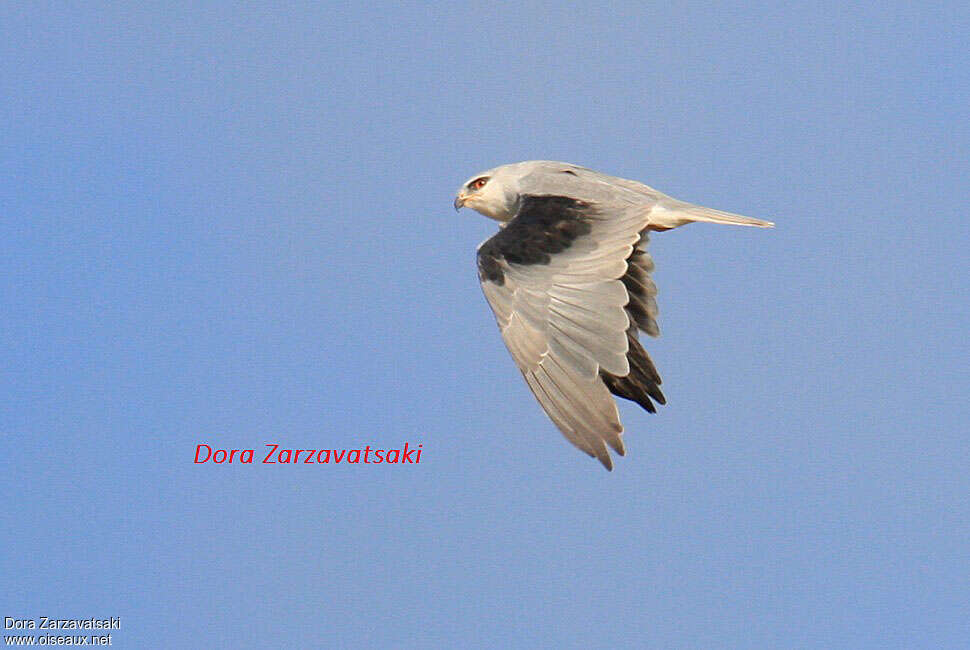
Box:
[601, 229, 666, 412]
[477, 195, 593, 286]
[600, 330, 666, 413]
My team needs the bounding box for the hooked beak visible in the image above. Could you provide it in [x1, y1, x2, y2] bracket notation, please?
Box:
[454, 193, 466, 211]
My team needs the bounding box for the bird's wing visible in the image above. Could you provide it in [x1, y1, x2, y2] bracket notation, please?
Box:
[515, 162, 664, 206]
[514, 162, 774, 229]
[477, 194, 660, 469]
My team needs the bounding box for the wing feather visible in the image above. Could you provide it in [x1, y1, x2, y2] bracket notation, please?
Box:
[477, 194, 663, 469]
[523, 372, 596, 458]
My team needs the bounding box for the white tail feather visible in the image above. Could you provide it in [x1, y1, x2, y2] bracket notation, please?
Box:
[650, 201, 775, 229]
[681, 205, 774, 228]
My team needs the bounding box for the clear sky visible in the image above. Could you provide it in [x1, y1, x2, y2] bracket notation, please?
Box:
[2, 3, 968, 648]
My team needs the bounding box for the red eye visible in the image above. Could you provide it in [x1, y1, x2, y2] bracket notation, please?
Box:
[471, 178, 488, 190]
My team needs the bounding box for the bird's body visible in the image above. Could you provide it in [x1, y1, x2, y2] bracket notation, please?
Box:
[455, 161, 772, 470]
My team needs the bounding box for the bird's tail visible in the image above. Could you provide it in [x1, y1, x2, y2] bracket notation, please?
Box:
[651, 200, 775, 229]
[680, 204, 774, 228]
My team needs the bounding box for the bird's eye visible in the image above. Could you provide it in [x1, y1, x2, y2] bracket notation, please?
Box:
[469, 177, 489, 190]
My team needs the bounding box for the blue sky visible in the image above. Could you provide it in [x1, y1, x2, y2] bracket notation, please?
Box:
[2, 2, 968, 648]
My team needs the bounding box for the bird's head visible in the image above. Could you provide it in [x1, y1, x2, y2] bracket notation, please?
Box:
[454, 164, 522, 222]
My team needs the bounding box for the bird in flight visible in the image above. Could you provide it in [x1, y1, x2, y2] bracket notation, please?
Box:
[455, 161, 773, 470]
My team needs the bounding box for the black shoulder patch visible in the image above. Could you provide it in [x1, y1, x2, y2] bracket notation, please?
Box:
[477, 195, 594, 285]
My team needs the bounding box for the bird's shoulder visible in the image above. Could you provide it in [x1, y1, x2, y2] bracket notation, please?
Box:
[516, 163, 667, 206]
[476, 195, 595, 285]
